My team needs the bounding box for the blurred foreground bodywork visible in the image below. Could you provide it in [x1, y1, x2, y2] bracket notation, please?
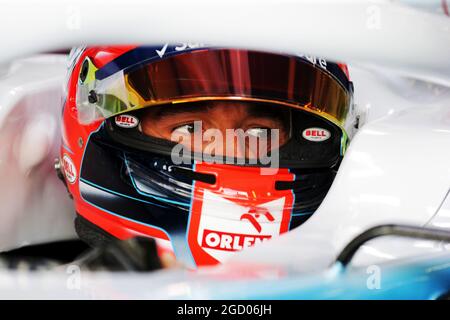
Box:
[0, 0, 449, 299]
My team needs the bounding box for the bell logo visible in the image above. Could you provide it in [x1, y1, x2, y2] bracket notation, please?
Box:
[302, 127, 331, 142]
[62, 154, 77, 184]
[115, 114, 139, 128]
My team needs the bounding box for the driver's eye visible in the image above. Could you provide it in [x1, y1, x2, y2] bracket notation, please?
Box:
[246, 127, 270, 138]
[172, 123, 196, 135]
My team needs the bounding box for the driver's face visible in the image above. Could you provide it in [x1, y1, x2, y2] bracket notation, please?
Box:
[139, 101, 290, 159]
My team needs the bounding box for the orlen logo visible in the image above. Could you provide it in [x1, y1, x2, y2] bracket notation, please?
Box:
[302, 127, 331, 142]
[62, 154, 77, 184]
[202, 229, 271, 252]
[115, 114, 139, 128]
[240, 207, 275, 233]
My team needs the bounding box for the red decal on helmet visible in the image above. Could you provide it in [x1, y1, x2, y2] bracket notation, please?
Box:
[240, 207, 275, 233]
[187, 163, 295, 266]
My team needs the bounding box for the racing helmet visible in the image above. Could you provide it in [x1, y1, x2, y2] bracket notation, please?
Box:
[58, 45, 356, 267]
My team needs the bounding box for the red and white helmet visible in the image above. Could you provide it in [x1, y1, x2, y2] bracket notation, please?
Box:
[58, 45, 355, 267]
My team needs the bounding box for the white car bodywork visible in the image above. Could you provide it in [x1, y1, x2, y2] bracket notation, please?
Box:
[0, 0, 448, 298]
[0, 54, 77, 252]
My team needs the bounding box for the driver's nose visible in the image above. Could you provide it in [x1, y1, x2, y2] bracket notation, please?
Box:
[194, 104, 249, 158]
